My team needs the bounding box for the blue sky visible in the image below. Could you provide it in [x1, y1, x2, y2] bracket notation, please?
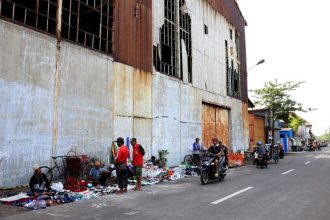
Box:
[237, 0, 330, 135]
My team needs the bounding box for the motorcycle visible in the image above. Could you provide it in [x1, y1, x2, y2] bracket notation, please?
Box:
[256, 153, 268, 169]
[200, 154, 227, 185]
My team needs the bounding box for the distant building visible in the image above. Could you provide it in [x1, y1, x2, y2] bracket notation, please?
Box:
[249, 108, 284, 149]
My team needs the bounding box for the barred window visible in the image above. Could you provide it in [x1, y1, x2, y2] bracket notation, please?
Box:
[61, 0, 114, 54]
[153, 0, 192, 83]
[0, 0, 57, 35]
[0, 0, 114, 55]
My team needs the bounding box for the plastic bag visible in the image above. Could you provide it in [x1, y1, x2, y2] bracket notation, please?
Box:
[51, 182, 64, 192]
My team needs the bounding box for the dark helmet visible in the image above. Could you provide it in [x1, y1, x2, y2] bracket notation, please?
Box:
[257, 141, 263, 146]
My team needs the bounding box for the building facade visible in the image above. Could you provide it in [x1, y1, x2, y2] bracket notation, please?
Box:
[0, 0, 248, 186]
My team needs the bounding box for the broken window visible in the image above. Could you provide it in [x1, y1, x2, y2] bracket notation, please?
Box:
[0, 0, 57, 35]
[226, 40, 241, 99]
[153, 0, 177, 77]
[61, 0, 114, 54]
[204, 24, 208, 35]
[0, 0, 114, 55]
[179, 0, 192, 83]
[235, 30, 240, 60]
[153, 0, 192, 83]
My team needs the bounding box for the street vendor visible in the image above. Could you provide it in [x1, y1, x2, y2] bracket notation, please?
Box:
[28, 164, 51, 197]
[115, 137, 129, 194]
[88, 161, 109, 186]
[131, 138, 145, 191]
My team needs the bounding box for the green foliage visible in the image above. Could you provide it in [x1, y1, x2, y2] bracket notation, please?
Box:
[158, 149, 169, 160]
[250, 79, 305, 123]
[289, 113, 305, 133]
[318, 129, 330, 141]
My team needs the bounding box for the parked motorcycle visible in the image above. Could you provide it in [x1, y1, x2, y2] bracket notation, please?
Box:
[200, 154, 227, 185]
[256, 153, 268, 169]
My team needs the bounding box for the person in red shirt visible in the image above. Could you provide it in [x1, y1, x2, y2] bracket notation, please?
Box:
[131, 138, 145, 191]
[115, 137, 129, 194]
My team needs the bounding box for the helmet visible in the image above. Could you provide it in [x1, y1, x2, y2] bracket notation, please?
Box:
[257, 141, 263, 146]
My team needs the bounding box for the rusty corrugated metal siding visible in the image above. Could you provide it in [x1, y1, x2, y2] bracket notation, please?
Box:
[207, 0, 248, 103]
[113, 0, 152, 73]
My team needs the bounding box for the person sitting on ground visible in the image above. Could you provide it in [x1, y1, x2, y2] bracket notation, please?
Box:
[149, 156, 157, 166]
[207, 138, 222, 177]
[88, 161, 109, 186]
[28, 165, 51, 197]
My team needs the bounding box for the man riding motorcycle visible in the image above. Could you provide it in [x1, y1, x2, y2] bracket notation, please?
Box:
[256, 141, 265, 156]
[207, 138, 228, 177]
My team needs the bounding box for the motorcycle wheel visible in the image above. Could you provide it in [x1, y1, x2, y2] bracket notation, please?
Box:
[201, 170, 209, 185]
[219, 173, 226, 181]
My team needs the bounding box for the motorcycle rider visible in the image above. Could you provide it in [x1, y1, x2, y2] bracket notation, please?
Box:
[256, 141, 266, 159]
[207, 138, 227, 177]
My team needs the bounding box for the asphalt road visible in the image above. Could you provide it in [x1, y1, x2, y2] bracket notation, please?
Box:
[3, 148, 330, 220]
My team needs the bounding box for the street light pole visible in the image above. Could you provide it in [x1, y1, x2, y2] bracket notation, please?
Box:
[248, 59, 265, 72]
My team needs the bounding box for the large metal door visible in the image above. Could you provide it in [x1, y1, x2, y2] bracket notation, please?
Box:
[254, 116, 265, 145]
[202, 104, 229, 148]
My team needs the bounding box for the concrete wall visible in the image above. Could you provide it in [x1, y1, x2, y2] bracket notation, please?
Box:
[0, 0, 248, 186]
[0, 20, 55, 186]
[151, 0, 248, 163]
[0, 20, 116, 186]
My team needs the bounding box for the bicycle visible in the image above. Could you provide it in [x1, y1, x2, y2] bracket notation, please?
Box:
[40, 156, 69, 183]
[41, 155, 90, 183]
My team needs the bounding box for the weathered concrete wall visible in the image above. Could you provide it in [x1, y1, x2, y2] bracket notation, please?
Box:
[56, 43, 114, 161]
[152, 0, 248, 164]
[1, 0, 248, 186]
[0, 20, 55, 186]
[112, 63, 153, 160]
[0, 20, 116, 186]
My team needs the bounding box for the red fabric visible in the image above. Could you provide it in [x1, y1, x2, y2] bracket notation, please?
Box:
[132, 144, 144, 166]
[116, 146, 129, 164]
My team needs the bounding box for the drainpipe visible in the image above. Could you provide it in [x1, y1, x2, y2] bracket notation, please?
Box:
[52, 0, 63, 160]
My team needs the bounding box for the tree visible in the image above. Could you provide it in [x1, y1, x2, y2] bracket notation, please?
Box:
[318, 128, 330, 141]
[289, 113, 305, 133]
[251, 79, 305, 143]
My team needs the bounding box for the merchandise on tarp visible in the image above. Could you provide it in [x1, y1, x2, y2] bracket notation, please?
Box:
[51, 182, 64, 192]
[0, 193, 32, 206]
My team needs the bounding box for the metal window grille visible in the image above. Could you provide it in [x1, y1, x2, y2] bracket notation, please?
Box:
[61, 0, 114, 54]
[0, 0, 114, 55]
[179, 0, 192, 83]
[0, 0, 57, 35]
[153, 0, 178, 77]
[153, 0, 193, 83]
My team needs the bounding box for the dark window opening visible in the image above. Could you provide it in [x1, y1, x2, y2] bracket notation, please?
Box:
[204, 24, 208, 35]
[153, 0, 177, 77]
[62, 0, 114, 54]
[229, 28, 233, 40]
[0, 0, 57, 35]
[153, 0, 192, 83]
[180, 0, 192, 83]
[226, 40, 241, 99]
[235, 30, 240, 60]
[0, 0, 114, 55]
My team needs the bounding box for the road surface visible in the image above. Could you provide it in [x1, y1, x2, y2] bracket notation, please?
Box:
[3, 148, 330, 220]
